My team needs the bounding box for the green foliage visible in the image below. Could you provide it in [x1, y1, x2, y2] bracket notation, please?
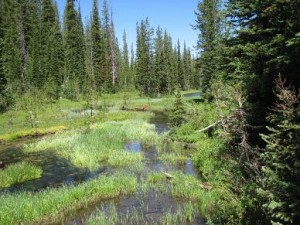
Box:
[63, 0, 86, 98]
[194, 0, 222, 96]
[260, 76, 300, 224]
[170, 91, 186, 126]
[0, 161, 42, 188]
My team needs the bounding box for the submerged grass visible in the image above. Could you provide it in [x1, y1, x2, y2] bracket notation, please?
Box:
[0, 161, 42, 188]
[159, 152, 188, 165]
[147, 171, 203, 200]
[0, 173, 137, 225]
[87, 200, 200, 225]
[24, 120, 162, 170]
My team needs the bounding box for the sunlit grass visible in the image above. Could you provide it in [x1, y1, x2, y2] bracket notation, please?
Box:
[0, 173, 137, 225]
[147, 172, 166, 184]
[159, 152, 188, 165]
[147, 171, 203, 200]
[24, 120, 162, 170]
[0, 161, 42, 188]
[0, 126, 67, 142]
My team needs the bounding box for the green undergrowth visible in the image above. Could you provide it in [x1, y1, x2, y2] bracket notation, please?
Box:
[24, 120, 163, 170]
[169, 100, 245, 224]
[0, 161, 42, 188]
[192, 136, 244, 224]
[0, 173, 137, 225]
[170, 103, 219, 143]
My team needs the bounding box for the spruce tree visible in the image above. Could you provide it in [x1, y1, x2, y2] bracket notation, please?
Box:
[119, 30, 131, 89]
[40, 0, 64, 98]
[176, 40, 184, 89]
[153, 26, 164, 95]
[135, 18, 154, 96]
[163, 31, 175, 94]
[91, 0, 102, 91]
[183, 42, 192, 90]
[260, 76, 300, 224]
[109, 12, 118, 89]
[226, 0, 300, 127]
[101, 0, 111, 91]
[194, 0, 221, 96]
[63, 0, 86, 99]
[0, 0, 8, 112]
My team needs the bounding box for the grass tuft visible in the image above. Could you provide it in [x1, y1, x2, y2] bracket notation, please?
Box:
[0, 161, 42, 188]
[0, 173, 137, 225]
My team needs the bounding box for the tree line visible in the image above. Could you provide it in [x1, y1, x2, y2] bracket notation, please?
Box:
[194, 0, 299, 224]
[0, 0, 198, 111]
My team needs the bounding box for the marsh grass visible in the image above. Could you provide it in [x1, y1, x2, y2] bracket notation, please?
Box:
[87, 200, 200, 225]
[0, 161, 42, 188]
[0, 126, 67, 142]
[159, 152, 188, 165]
[24, 120, 162, 170]
[147, 172, 166, 184]
[0, 173, 137, 225]
[147, 171, 203, 201]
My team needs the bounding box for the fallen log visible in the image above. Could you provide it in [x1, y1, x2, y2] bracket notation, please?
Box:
[199, 183, 213, 190]
[195, 120, 222, 133]
[164, 172, 175, 180]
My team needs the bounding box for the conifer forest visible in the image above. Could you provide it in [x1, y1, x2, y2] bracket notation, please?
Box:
[0, 0, 299, 224]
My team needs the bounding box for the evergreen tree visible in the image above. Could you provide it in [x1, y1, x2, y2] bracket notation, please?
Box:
[183, 42, 192, 90]
[226, 0, 300, 128]
[119, 30, 131, 89]
[153, 26, 164, 95]
[163, 31, 176, 94]
[135, 18, 154, 96]
[0, 0, 8, 112]
[194, 0, 221, 96]
[91, 0, 102, 91]
[63, 0, 86, 99]
[176, 40, 184, 89]
[109, 11, 118, 89]
[40, 0, 64, 98]
[260, 76, 300, 224]
[130, 43, 136, 85]
[101, 0, 111, 90]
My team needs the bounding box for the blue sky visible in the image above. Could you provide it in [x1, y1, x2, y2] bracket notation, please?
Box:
[56, 0, 199, 53]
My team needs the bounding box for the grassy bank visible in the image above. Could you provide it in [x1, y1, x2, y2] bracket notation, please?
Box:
[169, 100, 245, 224]
[0, 173, 137, 225]
[0, 161, 42, 188]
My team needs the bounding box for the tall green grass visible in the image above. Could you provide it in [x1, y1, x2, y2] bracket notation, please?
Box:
[0, 173, 137, 225]
[0, 161, 42, 188]
[24, 120, 163, 170]
[87, 200, 200, 225]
